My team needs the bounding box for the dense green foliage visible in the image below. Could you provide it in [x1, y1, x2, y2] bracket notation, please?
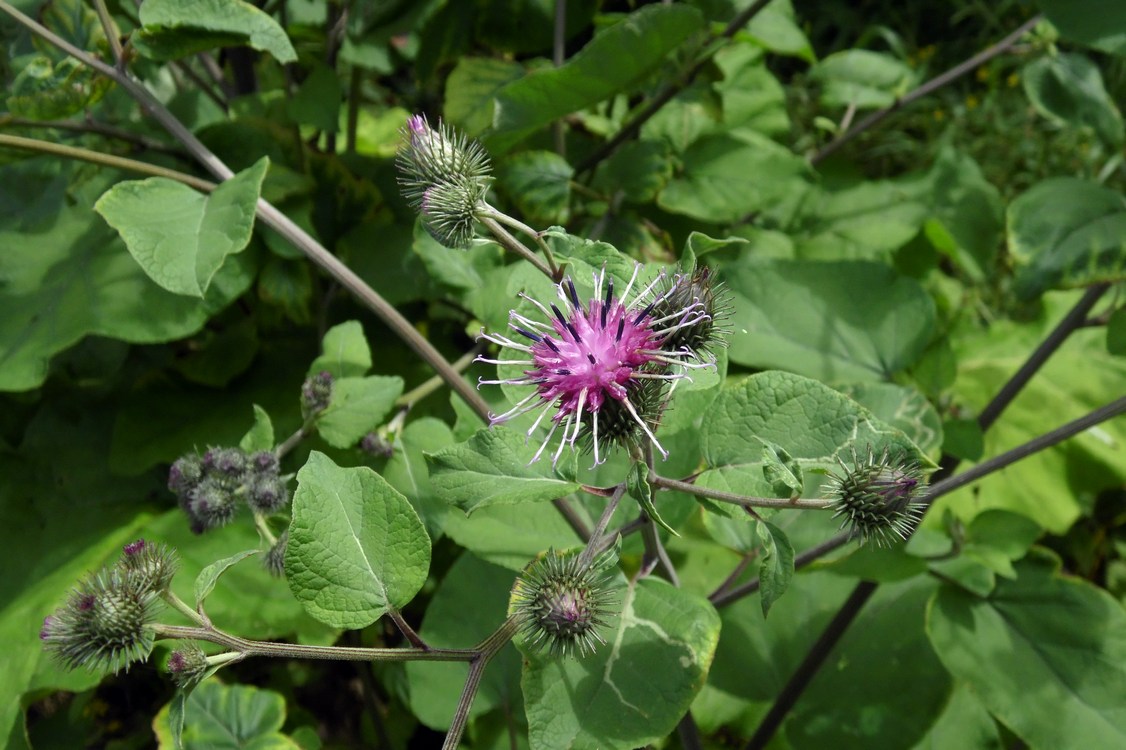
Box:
[2, 0, 1126, 748]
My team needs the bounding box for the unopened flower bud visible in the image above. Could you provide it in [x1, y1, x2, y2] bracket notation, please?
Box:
[828, 447, 926, 547]
[168, 454, 203, 496]
[264, 530, 288, 577]
[247, 475, 289, 514]
[118, 539, 179, 594]
[397, 115, 492, 249]
[301, 371, 334, 418]
[250, 450, 279, 475]
[511, 550, 615, 659]
[203, 447, 247, 478]
[167, 642, 210, 688]
[41, 569, 161, 674]
[652, 267, 732, 359]
[360, 432, 394, 458]
[186, 478, 238, 533]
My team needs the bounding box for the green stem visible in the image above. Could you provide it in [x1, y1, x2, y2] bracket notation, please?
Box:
[275, 416, 315, 460]
[252, 512, 278, 547]
[477, 212, 554, 279]
[649, 473, 835, 511]
[161, 590, 208, 628]
[0, 134, 214, 190]
[479, 203, 558, 275]
[395, 344, 484, 407]
[154, 623, 476, 663]
[91, 0, 123, 69]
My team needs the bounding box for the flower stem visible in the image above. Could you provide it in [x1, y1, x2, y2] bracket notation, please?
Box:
[649, 473, 835, 511]
[161, 590, 208, 628]
[477, 212, 555, 279]
[252, 512, 278, 547]
[153, 623, 477, 663]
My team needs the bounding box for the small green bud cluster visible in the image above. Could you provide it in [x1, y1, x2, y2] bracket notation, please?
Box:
[41, 539, 178, 674]
[168, 447, 289, 534]
[828, 447, 927, 547]
[511, 550, 615, 659]
[396, 114, 492, 249]
[301, 370, 334, 419]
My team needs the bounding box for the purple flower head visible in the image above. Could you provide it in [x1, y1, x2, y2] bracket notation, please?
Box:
[40, 616, 54, 641]
[123, 539, 146, 557]
[477, 265, 714, 466]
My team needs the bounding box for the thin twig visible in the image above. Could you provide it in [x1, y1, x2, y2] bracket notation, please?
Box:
[650, 473, 835, 511]
[975, 283, 1110, 431]
[154, 623, 475, 662]
[640, 514, 680, 586]
[810, 14, 1043, 165]
[578, 484, 627, 567]
[442, 617, 520, 750]
[388, 609, 428, 649]
[575, 0, 776, 175]
[91, 0, 124, 69]
[0, 116, 183, 155]
[0, 134, 215, 190]
[553, 0, 567, 158]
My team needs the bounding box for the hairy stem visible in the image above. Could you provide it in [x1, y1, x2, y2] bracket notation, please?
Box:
[443, 617, 520, 750]
[650, 473, 835, 511]
[478, 211, 555, 278]
[154, 623, 476, 662]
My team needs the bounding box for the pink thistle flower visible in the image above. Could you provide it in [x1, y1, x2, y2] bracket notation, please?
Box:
[477, 265, 715, 465]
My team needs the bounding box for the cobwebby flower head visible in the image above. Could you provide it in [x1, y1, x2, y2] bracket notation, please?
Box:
[476, 265, 715, 465]
[396, 114, 492, 249]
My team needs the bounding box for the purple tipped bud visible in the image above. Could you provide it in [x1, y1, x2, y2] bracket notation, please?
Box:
[360, 432, 394, 458]
[41, 569, 161, 674]
[301, 371, 334, 418]
[166, 642, 210, 688]
[123, 539, 146, 556]
[829, 447, 927, 547]
[511, 550, 615, 659]
[118, 539, 179, 594]
[396, 115, 492, 249]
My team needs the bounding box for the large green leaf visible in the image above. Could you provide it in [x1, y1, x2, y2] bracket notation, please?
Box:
[814, 50, 916, 109]
[0, 201, 255, 392]
[794, 177, 931, 260]
[95, 158, 268, 298]
[153, 680, 300, 749]
[521, 577, 720, 749]
[427, 428, 581, 514]
[924, 148, 1003, 282]
[5, 55, 113, 120]
[313, 376, 404, 449]
[488, 4, 705, 152]
[1008, 178, 1126, 299]
[698, 371, 925, 502]
[720, 260, 936, 382]
[379, 417, 456, 541]
[658, 132, 809, 223]
[134, 0, 297, 63]
[444, 57, 525, 137]
[405, 553, 522, 730]
[1022, 53, 1123, 147]
[498, 151, 573, 226]
[286, 452, 431, 629]
[927, 550, 1126, 748]
[1038, 0, 1126, 56]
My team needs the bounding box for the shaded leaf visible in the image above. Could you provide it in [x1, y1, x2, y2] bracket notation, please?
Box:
[427, 428, 581, 514]
[134, 0, 297, 63]
[927, 550, 1126, 748]
[95, 158, 268, 298]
